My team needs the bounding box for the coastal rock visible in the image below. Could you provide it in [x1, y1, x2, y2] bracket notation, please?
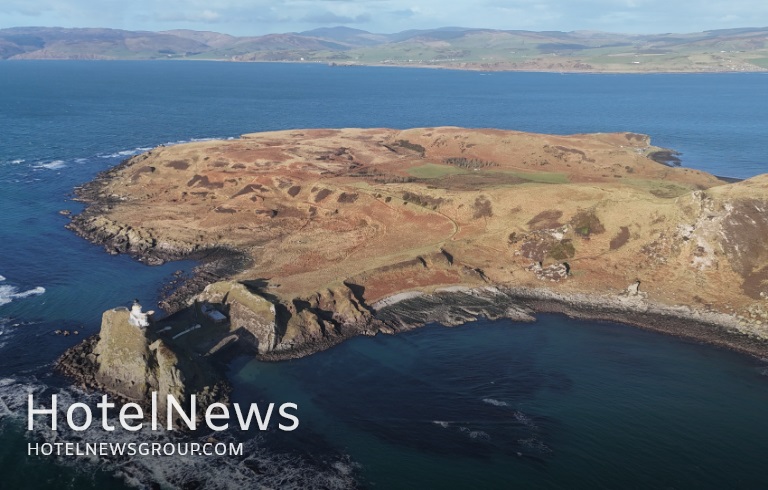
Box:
[58, 306, 226, 419]
[195, 281, 277, 354]
[375, 287, 536, 330]
[194, 280, 381, 356]
[92, 308, 154, 400]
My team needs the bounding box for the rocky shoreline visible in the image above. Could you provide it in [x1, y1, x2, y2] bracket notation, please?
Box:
[56, 233, 768, 414]
[57, 277, 768, 407]
[56, 128, 768, 410]
[66, 161, 252, 314]
[371, 286, 768, 359]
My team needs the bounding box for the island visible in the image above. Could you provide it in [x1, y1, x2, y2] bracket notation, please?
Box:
[57, 127, 768, 410]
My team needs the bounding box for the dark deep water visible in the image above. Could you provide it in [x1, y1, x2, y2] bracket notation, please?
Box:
[1, 61, 767, 489]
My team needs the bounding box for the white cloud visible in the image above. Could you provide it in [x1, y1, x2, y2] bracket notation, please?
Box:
[1, 0, 768, 35]
[157, 9, 221, 22]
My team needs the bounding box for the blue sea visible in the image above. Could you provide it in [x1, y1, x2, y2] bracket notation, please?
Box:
[1, 61, 768, 489]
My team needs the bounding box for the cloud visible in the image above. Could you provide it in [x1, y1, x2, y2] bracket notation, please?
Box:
[2, 0, 768, 35]
[301, 11, 371, 24]
[156, 10, 221, 23]
[388, 8, 418, 19]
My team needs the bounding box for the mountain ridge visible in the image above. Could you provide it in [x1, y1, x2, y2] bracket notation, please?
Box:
[2, 25, 768, 71]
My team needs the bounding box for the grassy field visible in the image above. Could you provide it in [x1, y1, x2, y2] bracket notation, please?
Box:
[408, 164, 469, 179]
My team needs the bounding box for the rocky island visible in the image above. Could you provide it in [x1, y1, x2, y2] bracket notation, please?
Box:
[58, 127, 768, 407]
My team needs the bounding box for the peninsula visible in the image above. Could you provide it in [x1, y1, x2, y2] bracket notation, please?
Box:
[59, 127, 768, 407]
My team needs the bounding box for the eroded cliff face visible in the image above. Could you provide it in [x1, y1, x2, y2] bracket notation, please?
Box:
[91, 308, 156, 400]
[194, 280, 382, 357]
[57, 308, 226, 417]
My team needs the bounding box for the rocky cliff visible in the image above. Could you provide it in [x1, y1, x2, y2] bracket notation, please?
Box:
[58, 307, 226, 418]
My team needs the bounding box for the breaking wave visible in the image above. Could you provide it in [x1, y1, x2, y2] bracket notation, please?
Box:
[97, 137, 228, 160]
[0, 277, 46, 307]
[512, 410, 538, 430]
[1, 377, 358, 489]
[0, 320, 7, 350]
[98, 148, 153, 159]
[33, 160, 66, 170]
[458, 426, 491, 441]
[482, 398, 508, 407]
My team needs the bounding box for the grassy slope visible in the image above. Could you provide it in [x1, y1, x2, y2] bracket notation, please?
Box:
[2, 26, 768, 72]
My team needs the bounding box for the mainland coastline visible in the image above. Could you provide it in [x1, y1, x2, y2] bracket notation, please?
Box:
[58, 127, 768, 407]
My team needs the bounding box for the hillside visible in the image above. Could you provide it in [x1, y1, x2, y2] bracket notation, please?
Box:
[2, 26, 768, 72]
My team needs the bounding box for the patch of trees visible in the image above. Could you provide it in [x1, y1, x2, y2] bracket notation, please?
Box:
[444, 157, 498, 169]
[373, 176, 416, 184]
[394, 140, 426, 157]
[402, 191, 444, 210]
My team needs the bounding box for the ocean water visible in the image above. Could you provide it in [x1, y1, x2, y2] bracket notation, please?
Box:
[0, 61, 767, 488]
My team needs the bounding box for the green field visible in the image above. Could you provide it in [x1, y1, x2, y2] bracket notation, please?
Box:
[408, 164, 469, 179]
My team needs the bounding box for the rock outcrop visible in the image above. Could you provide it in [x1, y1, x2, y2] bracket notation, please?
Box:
[195, 280, 383, 358]
[57, 307, 226, 418]
[195, 281, 278, 354]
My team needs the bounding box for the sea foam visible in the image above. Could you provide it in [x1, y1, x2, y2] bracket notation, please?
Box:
[482, 398, 509, 407]
[97, 138, 221, 160]
[33, 160, 66, 170]
[0, 284, 46, 307]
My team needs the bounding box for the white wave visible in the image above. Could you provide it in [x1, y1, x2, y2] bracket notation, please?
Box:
[0, 275, 5, 281]
[99, 147, 153, 159]
[34, 160, 66, 170]
[97, 139, 221, 160]
[99, 151, 137, 159]
[0, 284, 46, 307]
[458, 426, 491, 441]
[74, 158, 88, 164]
[513, 410, 537, 429]
[10, 159, 25, 164]
[432, 420, 450, 428]
[482, 398, 508, 407]
[469, 430, 490, 441]
[0, 320, 7, 351]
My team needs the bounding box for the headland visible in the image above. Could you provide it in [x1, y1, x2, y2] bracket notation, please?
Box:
[58, 127, 768, 407]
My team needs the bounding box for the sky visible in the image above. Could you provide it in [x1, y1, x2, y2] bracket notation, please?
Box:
[1, 0, 767, 35]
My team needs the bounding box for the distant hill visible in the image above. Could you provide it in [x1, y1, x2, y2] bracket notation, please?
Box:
[2, 25, 767, 72]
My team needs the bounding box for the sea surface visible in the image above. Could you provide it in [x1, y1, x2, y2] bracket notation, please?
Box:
[0, 61, 767, 489]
